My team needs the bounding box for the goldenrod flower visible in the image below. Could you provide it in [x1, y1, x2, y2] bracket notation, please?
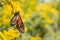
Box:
[2, 17, 9, 25]
[0, 32, 6, 40]
[45, 24, 49, 29]
[30, 36, 41, 40]
[19, 0, 25, 3]
[46, 18, 54, 24]
[25, 26, 28, 32]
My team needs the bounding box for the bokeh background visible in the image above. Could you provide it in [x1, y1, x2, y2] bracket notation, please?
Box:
[0, 0, 60, 40]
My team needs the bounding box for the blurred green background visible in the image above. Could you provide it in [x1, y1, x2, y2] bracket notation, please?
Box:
[0, 0, 60, 40]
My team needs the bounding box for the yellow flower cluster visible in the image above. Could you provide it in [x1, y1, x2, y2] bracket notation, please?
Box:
[0, 28, 20, 40]
[30, 36, 41, 40]
[36, 3, 58, 29]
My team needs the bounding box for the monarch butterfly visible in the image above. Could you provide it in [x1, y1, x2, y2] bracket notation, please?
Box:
[10, 12, 24, 33]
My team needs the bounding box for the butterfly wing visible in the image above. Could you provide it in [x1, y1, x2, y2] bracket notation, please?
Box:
[20, 23, 24, 33]
[16, 16, 24, 33]
[16, 23, 24, 33]
[10, 15, 17, 26]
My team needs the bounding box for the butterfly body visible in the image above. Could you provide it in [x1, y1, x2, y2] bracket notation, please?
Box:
[10, 12, 24, 33]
